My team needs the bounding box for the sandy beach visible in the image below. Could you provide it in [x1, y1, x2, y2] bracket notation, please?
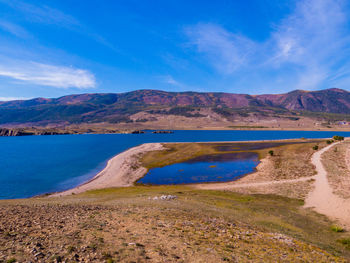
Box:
[50, 142, 164, 197]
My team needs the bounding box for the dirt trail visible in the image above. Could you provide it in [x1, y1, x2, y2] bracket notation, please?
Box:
[346, 146, 350, 173]
[304, 142, 350, 227]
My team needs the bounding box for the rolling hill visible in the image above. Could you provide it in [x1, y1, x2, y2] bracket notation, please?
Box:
[1, 88, 350, 127]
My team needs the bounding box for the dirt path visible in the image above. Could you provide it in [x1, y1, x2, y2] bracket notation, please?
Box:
[304, 142, 350, 228]
[346, 146, 350, 173]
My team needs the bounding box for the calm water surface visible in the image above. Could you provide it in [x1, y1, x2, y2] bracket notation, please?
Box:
[138, 152, 259, 185]
[1, 130, 350, 199]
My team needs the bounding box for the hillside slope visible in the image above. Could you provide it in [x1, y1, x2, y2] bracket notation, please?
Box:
[0, 88, 350, 126]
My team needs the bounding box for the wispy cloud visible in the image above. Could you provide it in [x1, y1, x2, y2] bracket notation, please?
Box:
[185, 0, 350, 90]
[185, 24, 255, 74]
[0, 20, 31, 38]
[158, 75, 194, 91]
[1, 0, 79, 28]
[0, 0, 118, 52]
[0, 60, 96, 89]
[162, 75, 182, 86]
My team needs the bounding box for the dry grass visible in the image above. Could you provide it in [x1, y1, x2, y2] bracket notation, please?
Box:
[148, 140, 327, 199]
[141, 143, 219, 169]
[0, 187, 349, 262]
[227, 141, 323, 185]
[141, 140, 326, 172]
[322, 141, 350, 198]
[263, 141, 327, 181]
[231, 180, 315, 199]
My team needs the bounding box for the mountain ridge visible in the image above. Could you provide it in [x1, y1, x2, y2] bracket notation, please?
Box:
[1, 88, 350, 126]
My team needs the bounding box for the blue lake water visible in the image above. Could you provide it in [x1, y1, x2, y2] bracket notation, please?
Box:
[138, 152, 260, 185]
[1, 130, 350, 199]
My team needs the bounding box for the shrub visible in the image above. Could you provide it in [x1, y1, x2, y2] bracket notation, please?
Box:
[331, 225, 344, 232]
[326, 140, 334, 144]
[268, 150, 274, 156]
[338, 238, 350, 245]
[333, 135, 345, 141]
[6, 259, 16, 263]
[313, 145, 319, 150]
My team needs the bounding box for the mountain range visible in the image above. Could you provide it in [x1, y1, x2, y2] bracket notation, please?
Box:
[1, 88, 350, 126]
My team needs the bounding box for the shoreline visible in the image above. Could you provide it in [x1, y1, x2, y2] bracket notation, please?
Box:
[50, 143, 164, 197]
[3, 127, 350, 137]
[49, 137, 329, 197]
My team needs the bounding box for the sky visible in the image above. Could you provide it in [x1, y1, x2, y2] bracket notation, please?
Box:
[0, 0, 350, 100]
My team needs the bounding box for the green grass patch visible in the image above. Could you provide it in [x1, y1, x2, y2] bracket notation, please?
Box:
[331, 225, 345, 233]
[338, 238, 350, 246]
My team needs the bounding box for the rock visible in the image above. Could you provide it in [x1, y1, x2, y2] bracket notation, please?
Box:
[131, 130, 145, 134]
[152, 195, 177, 201]
[0, 128, 35, 136]
[34, 252, 44, 258]
[152, 130, 174, 134]
[160, 195, 177, 200]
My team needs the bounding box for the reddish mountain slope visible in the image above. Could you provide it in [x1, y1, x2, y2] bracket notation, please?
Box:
[0, 88, 349, 125]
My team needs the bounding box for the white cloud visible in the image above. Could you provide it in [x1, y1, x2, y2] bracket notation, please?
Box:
[162, 75, 182, 86]
[0, 61, 96, 89]
[185, 24, 255, 74]
[0, 96, 31, 101]
[185, 0, 350, 90]
[158, 74, 197, 91]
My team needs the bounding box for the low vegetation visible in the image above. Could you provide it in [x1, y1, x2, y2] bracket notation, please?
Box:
[333, 135, 345, 141]
[141, 140, 324, 170]
[322, 140, 350, 198]
[331, 225, 345, 233]
[1, 187, 350, 262]
[1, 138, 347, 262]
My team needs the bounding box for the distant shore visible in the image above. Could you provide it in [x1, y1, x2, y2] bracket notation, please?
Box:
[3, 126, 350, 137]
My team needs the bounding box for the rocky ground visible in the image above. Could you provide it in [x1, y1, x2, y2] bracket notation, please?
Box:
[1, 187, 349, 262]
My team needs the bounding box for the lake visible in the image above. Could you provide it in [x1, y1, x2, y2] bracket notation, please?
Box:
[138, 152, 260, 185]
[1, 130, 350, 199]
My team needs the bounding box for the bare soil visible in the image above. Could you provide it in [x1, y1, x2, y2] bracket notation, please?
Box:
[0, 189, 348, 262]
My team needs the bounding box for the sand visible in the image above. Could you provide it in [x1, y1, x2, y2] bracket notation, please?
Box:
[50, 143, 164, 197]
[304, 141, 350, 228]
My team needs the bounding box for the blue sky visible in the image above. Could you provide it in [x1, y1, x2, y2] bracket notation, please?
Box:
[0, 0, 349, 100]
